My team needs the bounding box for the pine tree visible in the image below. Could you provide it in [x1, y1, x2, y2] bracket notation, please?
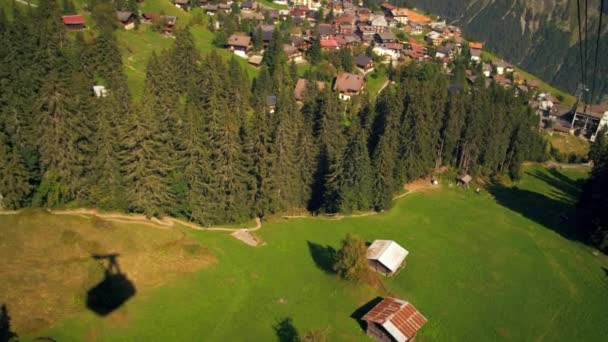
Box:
[89, 94, 126, 210]
[336, 119, 373, 213]
[440, 89, 466, 166]
[0, 133, 32, 210]
[122, 96, 174, 218]
[333, 234, 373, 283]
[172, 27, 200, 94]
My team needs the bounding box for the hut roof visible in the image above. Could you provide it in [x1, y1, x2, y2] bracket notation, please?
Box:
[367, 240, 409, 273]
[362, 297, 428, 341]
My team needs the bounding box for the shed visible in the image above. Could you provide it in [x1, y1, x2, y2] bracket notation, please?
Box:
[248, 55, 264, 67]
[62, 14, 85, 29]
[366, 240, 409, 275]
[456, 174, 472, 186]
[93, 85, 108, 98]
[362, 297, 427, 342]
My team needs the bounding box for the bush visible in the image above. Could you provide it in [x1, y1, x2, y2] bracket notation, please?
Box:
[333, 234, 371, 282]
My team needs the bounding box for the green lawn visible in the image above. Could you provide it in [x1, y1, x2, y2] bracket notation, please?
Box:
[5, 165, 605, 341]
[365, 70, 388, 97]
[546, 133, 590, 158]
[257, 0, 289, 10]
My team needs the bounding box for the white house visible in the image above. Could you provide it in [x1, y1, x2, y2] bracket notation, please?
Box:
[93, 85, 108, 98]
[470, 48, 482, 63]
[366, 240, 409, 275]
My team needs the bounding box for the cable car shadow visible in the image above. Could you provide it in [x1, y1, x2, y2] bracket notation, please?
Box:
[86, 253, 136, 316]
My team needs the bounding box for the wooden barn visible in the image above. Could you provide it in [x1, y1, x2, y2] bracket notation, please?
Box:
[362, 297, 427, 342]
[366, 240, 408, 276]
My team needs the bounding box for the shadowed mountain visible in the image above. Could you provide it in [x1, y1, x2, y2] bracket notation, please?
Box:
[86, 254, 136, 316]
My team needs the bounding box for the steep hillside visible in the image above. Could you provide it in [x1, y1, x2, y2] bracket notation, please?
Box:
[406, 0, 608, 102]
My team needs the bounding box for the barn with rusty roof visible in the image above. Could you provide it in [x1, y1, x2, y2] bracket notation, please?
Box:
[362, 297, 427, 342]
[366, 240, 409, 276]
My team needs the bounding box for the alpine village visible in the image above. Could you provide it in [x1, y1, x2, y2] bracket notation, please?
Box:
[0, 0, 607, 341]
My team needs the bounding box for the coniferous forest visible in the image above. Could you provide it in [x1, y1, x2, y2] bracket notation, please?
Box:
[0, 1, 548, 225]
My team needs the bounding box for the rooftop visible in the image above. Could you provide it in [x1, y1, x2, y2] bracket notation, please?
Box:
[367, 240, 409, 273]
[334, 72, 365, 93]
[362, 298, 428, 341]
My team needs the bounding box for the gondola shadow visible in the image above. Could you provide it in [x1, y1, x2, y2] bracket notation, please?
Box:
[86, 253, 136, 316]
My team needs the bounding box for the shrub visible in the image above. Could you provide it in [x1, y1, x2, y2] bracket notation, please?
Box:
[333, 234, 371, 282]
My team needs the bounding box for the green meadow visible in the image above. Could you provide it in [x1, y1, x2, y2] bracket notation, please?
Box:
[2, 165, 606, 341]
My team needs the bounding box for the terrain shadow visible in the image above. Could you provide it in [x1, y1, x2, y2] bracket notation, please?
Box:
[488, 169, 586, 244]
[307, 241, 336, 274]
[86, 254, 136, 316]
[1, 304, 18, 342]
[350, 296, 383, 331]
[274, 317, 299, 342]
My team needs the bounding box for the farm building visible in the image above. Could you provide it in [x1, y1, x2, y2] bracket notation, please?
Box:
[366, 240, 409, 276]
[62, 15, 85, 29]
[457, 174, 472, 187]
[362, 297, 427, 342]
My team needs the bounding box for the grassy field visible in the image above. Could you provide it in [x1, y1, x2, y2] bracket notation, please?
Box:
[2, 165, 607, 341]
[546, 133, 590, 158]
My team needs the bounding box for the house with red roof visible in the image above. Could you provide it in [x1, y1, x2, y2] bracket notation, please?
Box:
[320, 38, 339, 51]
[362, 297, 428, 342]
[62, 15, 85, 30]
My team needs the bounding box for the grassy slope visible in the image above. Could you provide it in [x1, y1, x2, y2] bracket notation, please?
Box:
[15, 165, 607, 341]
[546, 133, 590, 157]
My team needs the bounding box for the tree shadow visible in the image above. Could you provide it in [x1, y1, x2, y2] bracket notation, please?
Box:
[529, 168, 585, 200]
[274, 317, 299, 342]
[1, 304, 18, 342]
[350, 296, 383, 332]
[307, 241, 336, 274]
[487, 170, 587, 244]
[86, 254, 136, 316]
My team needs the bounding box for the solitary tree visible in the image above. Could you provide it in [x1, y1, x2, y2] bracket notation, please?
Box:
[333, 234, 371, 282]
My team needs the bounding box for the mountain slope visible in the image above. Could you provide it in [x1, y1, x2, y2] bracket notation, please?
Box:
[406, 0, 608, 102]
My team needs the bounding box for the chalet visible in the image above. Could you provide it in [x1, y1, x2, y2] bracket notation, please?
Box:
[469, 41, 483, 50]
[357, 25, 377, 42]
[355, 55, 374, 72]
[548, 105, 573, 134]
[320, 38, 340, 51]
[294, 78, 326, 101]
[512, 72, 525, 85]
[470, 48, 482, 63]
[289, 35, 311, 51]
[240, 11, 264, 21]
[408, 21, 423, 35]
[265, 9, 280, 23]
[173, 0, 190, 10]
[366, 240, 408, 276]
[141, 12, 158, 23]
[375, 30, 397, 45]
[317, 23, 336, 39]
[283, 44, 304, 63]
[338, 23, 355, 35]
[116, 11, 136, 30]
[241, 1, 256, 11]
[492, 59, 513, 75]
[482, 63, 492, 77]
[334, 72, 365, 100]
[373, 46, 400, 62]
[254, 25, 274, 47]
[163, 16, 177, 34]
[362, 297, 428, 342]
[370, 14, 388, 33]
[390, 8, 409, 24]
[227, 34, 251, 56]
[435, 43, 456, 59]
[425, 31, 443, 46]
[357, 8, 372, 23]
[571, 104, 608, 141]
[62, 14, 85, 30]
[248, 54, 263, 67]
[335, 34, 360, 49]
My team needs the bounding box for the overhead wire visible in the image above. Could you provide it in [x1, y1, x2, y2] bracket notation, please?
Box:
[590, 0, 606, 103]
[576, 0, 587, 101]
